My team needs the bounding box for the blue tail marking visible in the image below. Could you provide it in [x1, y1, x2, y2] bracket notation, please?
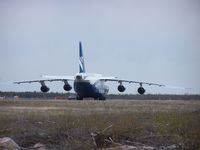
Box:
[79, 42, 86, 73]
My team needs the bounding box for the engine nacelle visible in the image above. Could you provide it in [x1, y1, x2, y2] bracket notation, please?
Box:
[137, 87, 145, 95]
[40, 85, 49, 93]
[63, 84, 72, 91]
[118, 85, 126, 92]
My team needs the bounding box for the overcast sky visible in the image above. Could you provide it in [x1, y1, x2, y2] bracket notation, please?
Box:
[0, 0, 200, 94]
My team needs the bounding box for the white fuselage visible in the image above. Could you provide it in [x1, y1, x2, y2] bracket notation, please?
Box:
[73, 73, 109, 99]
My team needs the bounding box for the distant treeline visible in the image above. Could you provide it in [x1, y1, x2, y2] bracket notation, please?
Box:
[0, 91, 200, 100]
[0, 91, 70, 99]
[107, 94, 200, 100]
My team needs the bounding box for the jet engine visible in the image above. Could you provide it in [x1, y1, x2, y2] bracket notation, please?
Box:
[40, 85, 50, 93]
[137, 87, 145, 95]
[63, 83, 72, 91]
[118, 84, 126, 92]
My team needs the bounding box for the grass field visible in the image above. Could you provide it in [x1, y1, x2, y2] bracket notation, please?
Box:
[0, 99, 200, 149]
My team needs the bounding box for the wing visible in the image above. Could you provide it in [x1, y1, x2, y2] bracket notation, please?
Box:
[99, 77, 192, 90]
[99, 77, 165, 87]
[13, 75, 74, 84]
[41, 75, 74, 80]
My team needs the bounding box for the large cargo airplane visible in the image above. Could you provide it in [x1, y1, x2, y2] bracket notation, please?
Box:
[14, 42, 165, 100]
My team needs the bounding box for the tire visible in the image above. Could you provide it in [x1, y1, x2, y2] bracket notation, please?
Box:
[99, 96, 106, 101]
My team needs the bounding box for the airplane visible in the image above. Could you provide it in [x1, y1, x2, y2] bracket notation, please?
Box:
[14, 42, 165, 100]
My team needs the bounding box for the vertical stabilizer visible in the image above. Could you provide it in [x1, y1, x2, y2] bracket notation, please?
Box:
[79, 42, 86, 73]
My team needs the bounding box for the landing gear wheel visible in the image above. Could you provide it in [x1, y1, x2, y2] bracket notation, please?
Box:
[99, 96, 106, 101]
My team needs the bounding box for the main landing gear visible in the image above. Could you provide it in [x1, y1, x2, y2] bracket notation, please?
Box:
[98, 96, 106, 101]
[94, 94, 106, 101]
[76, 96, 106, 101]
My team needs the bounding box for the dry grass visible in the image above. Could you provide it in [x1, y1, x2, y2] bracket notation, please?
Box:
[0, 99, 200, 149]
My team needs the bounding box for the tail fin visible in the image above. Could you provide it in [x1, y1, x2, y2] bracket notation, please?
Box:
[79, 42, 86, 73]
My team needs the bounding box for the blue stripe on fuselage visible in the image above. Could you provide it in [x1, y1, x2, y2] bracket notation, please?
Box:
[74, 81, 102, 98]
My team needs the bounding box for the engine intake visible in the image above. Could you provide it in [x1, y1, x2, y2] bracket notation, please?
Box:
[137, 87, 145, 95]
[118, 85, 126, 92]
[63, 84, 72, 91]
[40, 85, 49, 93]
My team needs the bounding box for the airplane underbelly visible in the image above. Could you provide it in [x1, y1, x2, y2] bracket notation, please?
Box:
[74, 81, 98, 97]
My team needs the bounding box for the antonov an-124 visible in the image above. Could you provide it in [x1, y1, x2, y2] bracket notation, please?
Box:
[14, 42, 166, 100]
